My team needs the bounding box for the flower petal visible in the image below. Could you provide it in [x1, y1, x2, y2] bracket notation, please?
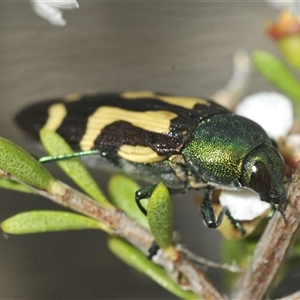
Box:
[31, 1, 65, 26]
[235, 92, 294, 140]
[30, 0, 79, 26]
[47, 0, 79, 10]
[219, 189, 271, 221]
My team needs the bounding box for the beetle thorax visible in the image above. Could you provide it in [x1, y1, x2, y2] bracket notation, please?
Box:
[181, 114, 270, 189]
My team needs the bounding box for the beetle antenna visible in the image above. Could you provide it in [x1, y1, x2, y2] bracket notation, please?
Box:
[39, 150, 101, 163]
[279, 206, 286, 222]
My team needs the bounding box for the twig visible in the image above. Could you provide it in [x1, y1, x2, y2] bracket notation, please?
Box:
[9, 175, 225, 300]
[232, 164, 300, 299]
[175, 259, 227, 300]
[182, 248, 242, 273]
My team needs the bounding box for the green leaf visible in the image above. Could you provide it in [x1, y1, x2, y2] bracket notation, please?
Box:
[253, 51, 300, 118]
[40, 129, 111, 207]
[278, 36, 300, 71]
[0, 137, 55, 190]
[108, 237, 199, 299]
[0, 177, 33, 193]
[1, 210, 104, 234]
[147, 183, 173, 249]
[294, 240, 300, 256]
[108, 175, 148, 227]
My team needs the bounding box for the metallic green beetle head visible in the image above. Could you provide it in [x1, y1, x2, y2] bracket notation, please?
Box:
[239, 143, 286, 218]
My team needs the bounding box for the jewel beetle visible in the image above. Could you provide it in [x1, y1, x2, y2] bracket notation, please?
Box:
[15, 91, 286, 232]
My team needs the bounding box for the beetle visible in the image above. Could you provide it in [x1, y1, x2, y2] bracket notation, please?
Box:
[15, 91, 286, 233]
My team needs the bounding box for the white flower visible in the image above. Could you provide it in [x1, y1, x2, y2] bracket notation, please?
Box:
[235, 92, 294, 140]
[30, 0, 79, 26]
[282, 133, 300, 166]
[219, 189, 271, 221]
[286, 133, 300, 147]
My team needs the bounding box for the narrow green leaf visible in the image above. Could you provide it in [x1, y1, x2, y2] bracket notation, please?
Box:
[40, 129, 111, 207]
[0, 137, 55, 190]
[253, 51, 300, 118]
[147, 183, 173, 249]
[0, 177, 33, 193]
[1, 210, 104, 234]
[108, 175, 148, 227]
[278, 36, 300, 71]
[108, 237, 199, 299]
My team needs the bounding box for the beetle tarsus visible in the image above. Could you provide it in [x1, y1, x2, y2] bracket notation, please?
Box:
[147, 241, 160, 259]
[201, 187, 246, 235]
[225, 210, 246, 235]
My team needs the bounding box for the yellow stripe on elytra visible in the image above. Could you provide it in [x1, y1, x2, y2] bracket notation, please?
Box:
[42, 103, 67, 131]
[79, 106, 177, 153]
[62, 93, 83, 102]
[118, 145, 166, 163]
[121, 91, 210, 110]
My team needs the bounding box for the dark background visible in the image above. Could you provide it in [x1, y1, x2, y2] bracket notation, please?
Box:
[0, 1, 292, 299]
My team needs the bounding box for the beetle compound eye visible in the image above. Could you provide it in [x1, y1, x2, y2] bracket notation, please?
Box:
[249, 161, 271, 194]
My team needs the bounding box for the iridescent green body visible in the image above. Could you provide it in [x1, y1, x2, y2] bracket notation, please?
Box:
[182, 113, 269, 188]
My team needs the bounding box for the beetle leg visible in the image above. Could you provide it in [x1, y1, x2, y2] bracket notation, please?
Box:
[147, 241, 160, 259]
[135, 185, 157, 216]
[135, 187, 166, 260]
[201, 186, 223, 228]
[224, 210, 246, 235]
[201, 187, 246, 235]
[136, 185, 186, 216]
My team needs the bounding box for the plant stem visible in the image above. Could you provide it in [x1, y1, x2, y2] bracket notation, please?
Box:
[232, 164, 300, 299]
[9, 176, 225, 300]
